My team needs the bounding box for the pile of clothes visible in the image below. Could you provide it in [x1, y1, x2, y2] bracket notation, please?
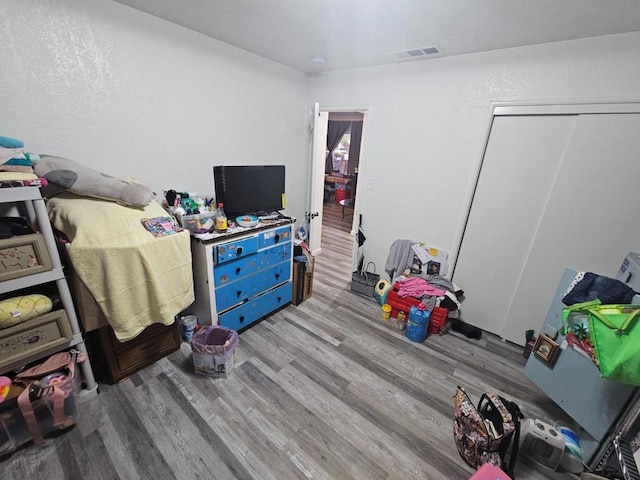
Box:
[0, 135, 45, 187]
[385, 239, 464, 315]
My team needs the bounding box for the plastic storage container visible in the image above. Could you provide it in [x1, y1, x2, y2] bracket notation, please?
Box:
[387, 282, 421, 318]
[0, 373, 77, 456]
[181, 314, 198, 342]
[428, 306, 448, 335]
[178, 212, 216, 234]
[406, 303, 430, 343]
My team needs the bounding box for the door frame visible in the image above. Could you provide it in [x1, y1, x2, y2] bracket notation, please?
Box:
[308, 104, 370, 257]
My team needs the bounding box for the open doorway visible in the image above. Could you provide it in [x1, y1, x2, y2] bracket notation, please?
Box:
[308, 107, 368, 265]
[322, 111, 363, 234]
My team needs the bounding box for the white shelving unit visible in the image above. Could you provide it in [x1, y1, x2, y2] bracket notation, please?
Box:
[0, 187, 97, 401]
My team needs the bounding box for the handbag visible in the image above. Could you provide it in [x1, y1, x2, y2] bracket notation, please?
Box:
[351, 261, 380, 297]
[453, 386, 522, 478]
[562, 299, 640, 386]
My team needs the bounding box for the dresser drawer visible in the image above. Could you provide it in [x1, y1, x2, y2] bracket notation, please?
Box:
[215, 262, 291, 312]
[213, 242, 291, 287]
[215, 236, 259, 265]
[219, 282, 292, 331]
[258, 225, 292, 249]
[88, 321, 180, 383]
[113, 326, 179, 373]
[214, 254, 260, 286]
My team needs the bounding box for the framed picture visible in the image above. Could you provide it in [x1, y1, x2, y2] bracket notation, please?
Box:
[0, 233, 53, 282]
[534, 333, 560, 364]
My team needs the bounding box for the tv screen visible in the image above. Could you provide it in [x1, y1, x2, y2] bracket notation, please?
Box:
[213, 165, 285, 218]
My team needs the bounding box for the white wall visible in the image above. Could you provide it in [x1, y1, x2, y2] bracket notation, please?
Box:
[308, 32, 640, 277]
[0, 0, 310, 221]
[3, 0, 640, 281]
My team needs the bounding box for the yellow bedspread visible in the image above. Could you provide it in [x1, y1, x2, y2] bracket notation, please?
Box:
[46, 194, 194, 341]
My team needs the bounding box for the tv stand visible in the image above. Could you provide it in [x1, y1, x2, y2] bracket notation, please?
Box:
[187, 219, 294, 331]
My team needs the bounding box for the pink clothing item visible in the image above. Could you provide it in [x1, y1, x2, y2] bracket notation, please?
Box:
[397, 277, 445, 298]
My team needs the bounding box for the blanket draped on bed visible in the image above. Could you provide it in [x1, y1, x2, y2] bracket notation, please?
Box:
[46, 194, 194, 341]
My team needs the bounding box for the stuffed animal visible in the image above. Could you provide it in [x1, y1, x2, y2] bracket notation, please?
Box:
[35, 155, 154, 207]
[0, 294, 53, 329]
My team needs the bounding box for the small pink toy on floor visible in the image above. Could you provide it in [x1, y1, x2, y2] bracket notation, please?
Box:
[469, 463, 512, 480]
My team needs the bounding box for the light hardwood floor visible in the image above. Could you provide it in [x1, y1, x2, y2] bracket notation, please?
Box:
[3, 209, 579, 479]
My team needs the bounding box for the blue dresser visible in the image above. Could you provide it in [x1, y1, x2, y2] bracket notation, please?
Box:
[189, 221, 294, 331]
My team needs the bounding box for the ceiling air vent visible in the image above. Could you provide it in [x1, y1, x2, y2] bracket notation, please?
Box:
[393, 45, 441, 60]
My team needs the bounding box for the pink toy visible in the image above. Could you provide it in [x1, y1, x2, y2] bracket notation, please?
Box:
[469, 463, 512, 480]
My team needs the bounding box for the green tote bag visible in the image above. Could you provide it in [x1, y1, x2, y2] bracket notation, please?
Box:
[563, 300, 640, 386]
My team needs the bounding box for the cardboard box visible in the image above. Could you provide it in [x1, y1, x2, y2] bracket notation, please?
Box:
[292, 245, 314, 305]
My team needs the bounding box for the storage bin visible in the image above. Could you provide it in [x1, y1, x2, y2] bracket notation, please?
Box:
[0, 365, 77, 456]
[0, 233, 53, 282]
[428, 306, 448, 335]
[0, 310, 74, 373]
[177, 212, 216, 234]
[387, 282, 421, 318]
[191, 326, 239, 379]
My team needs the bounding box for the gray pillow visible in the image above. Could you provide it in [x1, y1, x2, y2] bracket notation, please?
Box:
[35, 155, 154, 207]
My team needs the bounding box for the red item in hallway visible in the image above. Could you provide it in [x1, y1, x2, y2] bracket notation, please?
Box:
[387, 282, 421, 318]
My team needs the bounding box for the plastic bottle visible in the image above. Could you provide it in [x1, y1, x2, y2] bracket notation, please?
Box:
[215, 202, 228, 233]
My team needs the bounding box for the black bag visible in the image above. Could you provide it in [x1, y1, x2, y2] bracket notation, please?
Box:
[351, 261, 380, 297]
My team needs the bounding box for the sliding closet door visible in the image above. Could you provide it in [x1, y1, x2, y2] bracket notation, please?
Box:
[500, 113, 640, 345]
[453, 115, 577, 340]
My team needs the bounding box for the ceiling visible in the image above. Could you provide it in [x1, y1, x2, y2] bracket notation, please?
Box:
[114, 0, 640, 75]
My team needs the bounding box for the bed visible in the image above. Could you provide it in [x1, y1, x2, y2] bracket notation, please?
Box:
[46, 193, 194, 342]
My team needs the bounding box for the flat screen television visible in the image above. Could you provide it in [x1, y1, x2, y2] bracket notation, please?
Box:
[213, 165, 286, 218]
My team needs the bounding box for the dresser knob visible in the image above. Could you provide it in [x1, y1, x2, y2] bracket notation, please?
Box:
[235, 267, 241, 275]
[236, 290, 242, 297]
[274, 234, 280, 243]
[236, 247, 243, 256]
[239, 316, 245, 323]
